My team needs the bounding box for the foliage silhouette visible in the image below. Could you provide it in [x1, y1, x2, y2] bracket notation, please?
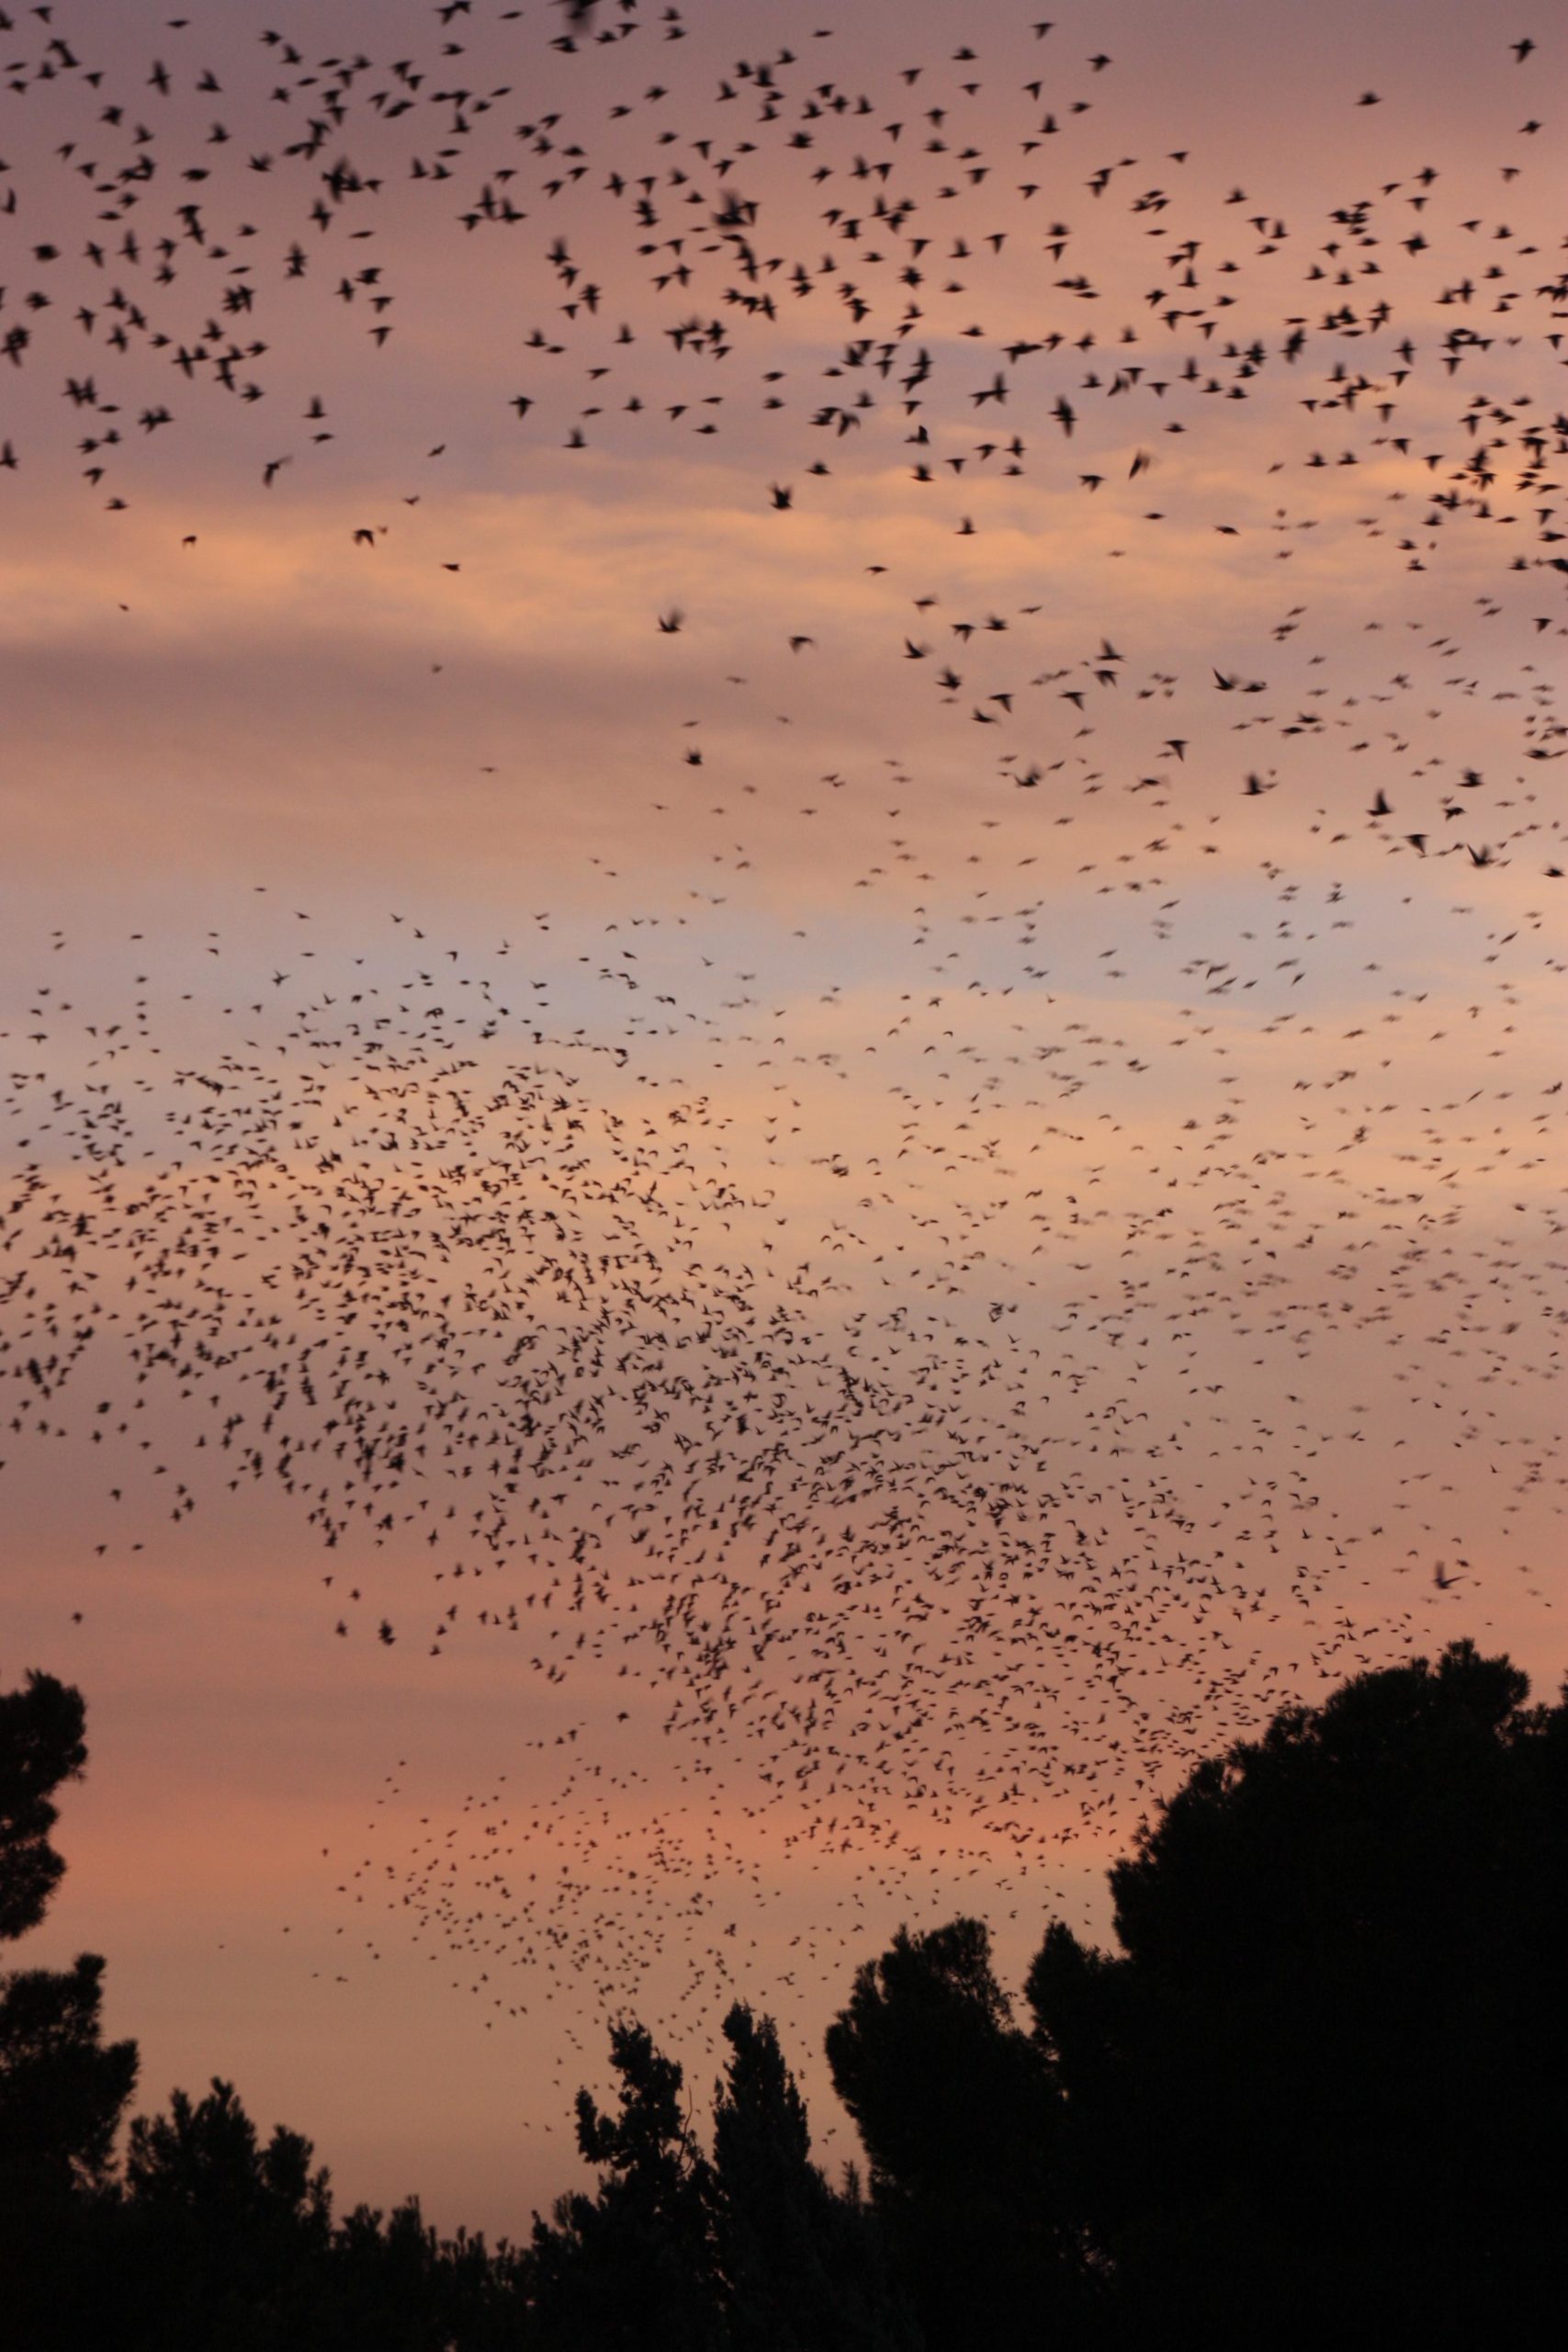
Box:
[0, 1668, 139, 2339]
[521, 2002, 910, 2351]
[3, 1639, 1564, 2347]
[525, 2019, 726, 2351]
[826, 1915, 1094, 2349]
[710, 2001, 912, 2352]
[0, 1667, 89, 1942]
[1026, 1637, 1568, 2338]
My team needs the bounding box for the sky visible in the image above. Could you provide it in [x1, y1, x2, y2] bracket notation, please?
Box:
[2, 0, 1565, 2242]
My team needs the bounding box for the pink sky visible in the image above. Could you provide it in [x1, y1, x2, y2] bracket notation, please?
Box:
[3, 0, 1565, 2239]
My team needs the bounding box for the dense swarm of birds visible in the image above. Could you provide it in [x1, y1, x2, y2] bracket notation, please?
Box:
[1, 0, 1563, 2145]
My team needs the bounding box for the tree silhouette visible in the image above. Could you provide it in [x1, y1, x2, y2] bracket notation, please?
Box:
[826, 1915, 1094, 2350]
[0, 1668, 139, 2343]
[525, 2020, 725, 2350]
[710, 2001, 911, 2351]
[0, 1952, 137, 2199]
[326, 2194, 517, 2352]
[0, 1668, 89, 1941]
[1026, 1638, 1568, 2337]
[106, 2077, 333, 2346]
[6, 1642, 1564, 2346]
[525, 2007, 910, 2350]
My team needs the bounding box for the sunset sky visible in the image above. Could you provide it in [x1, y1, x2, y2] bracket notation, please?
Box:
[3, 0, 1564, 2240]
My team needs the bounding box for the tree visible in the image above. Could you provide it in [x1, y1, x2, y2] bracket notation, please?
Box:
[524, 2021, 726, 2351]
[826, 1917, 1091, 2351]
[0, 1951, 138, 2203]
[9, 1643, 1564, 2347]
[0, 1666, 526, 2351]
[1027, 1639, 1568, 2338]
[108, 2077, 333, 2347]
[0, 1668, 89, 1942]
[0, 1668, 139, 2343]
[711, 2001, 911, 2352]
[329, 2195, 525, 2352]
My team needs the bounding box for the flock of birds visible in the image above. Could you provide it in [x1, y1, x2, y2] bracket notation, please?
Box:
[1, 0, 1564, 2153]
